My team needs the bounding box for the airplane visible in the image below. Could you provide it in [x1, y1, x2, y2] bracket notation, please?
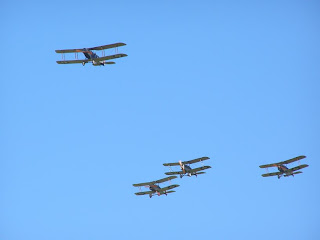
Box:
[163, 156, 211, 178]
[55, 42, 127, 66]
[259, 155, 308, 179]
[133, 176, 179, 198]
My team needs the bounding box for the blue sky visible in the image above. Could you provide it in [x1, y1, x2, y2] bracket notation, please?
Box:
[1, 0, 320, 239]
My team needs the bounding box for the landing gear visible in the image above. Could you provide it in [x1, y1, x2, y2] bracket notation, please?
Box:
[149, 194, 152, 198]
[180, 174, 183, 178]
[82, 62, 85, 66]
[278, 175, 281, 179]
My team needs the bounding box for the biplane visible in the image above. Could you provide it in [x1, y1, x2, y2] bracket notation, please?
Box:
[133, 176, 179, 198]
[55, 42, 127, 66]
[163, 157, 211, 178]
[259, 155, 308, 179]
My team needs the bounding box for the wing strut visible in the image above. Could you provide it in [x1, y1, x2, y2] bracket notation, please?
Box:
[200, 158, 204, 167]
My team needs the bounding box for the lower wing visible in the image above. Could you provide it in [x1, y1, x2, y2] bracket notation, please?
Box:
[56, 59, 90, 64]
[95, 53, 127, 61]
[189, 165, 211, 173]
[156, 190, 176, 196]
[284, 171, 302, 177]
[290, 164, 309, 172]
[191, 172, 206, 175]
[262, 171, 282, 177]
[164, 190, 176, 195]
[160, 184, 180, 192]
[164, 171, 183, 175]
[134, 190, 154, 196]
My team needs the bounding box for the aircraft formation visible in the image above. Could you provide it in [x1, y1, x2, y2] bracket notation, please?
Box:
[133, 157, 211, 198]
[133, 155, 308, 198]
[55, 43, 309, 198]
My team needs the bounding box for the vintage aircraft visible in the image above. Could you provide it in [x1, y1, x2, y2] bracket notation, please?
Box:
[133, 176, 179, 198]
[163, 156, 211, 178]
[55, 42, 127, 66]
[259, 155, 308, 179]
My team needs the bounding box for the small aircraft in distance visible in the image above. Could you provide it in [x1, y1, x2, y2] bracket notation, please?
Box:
[259, 155, 308, 179]
[163, 156, 211, 178]
[133, 176, 179, 198]
[55, 42, 127, 66]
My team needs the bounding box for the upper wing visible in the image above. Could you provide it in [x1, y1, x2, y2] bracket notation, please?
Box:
[56, 59, 90, 64]
[163, 162, 180, 166]
[55, 43, 126, 53]
[163, 156, 210, 166]
[281, 155, 306, 165]
[183, 156, 210, 165]
[262, 171, 282, 177]
[155, 176, 177, 184]
[290, 164, 309, 172]
[89, 42, 126, 50]
[133, 176, 177, 187]
[259, 155, 306, 168]
[94, 53, 127, 61]
[259, 163, 277, 169]
[160, 184, 180, 192]
[134, 190, 154, 196]
[55, 48, 84, 53]
[133, 181, 154, 187]
[164, 171, 183, 176]
[189, 165, 211, 173]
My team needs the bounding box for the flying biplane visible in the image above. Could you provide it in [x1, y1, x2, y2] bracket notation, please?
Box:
[55, 42, 127, 66]
[163, 156, 211, 178]
[133, 176, 179, 198]
[259, 155, 308, 179]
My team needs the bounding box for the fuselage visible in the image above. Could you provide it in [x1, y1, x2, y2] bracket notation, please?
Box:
[82, 49, 105, 66]
[277, 164, 293, 177]
[184, 165, 192, 171]
[179, 161, 193, 176]
[277, 164, 288, 173]
[149, 184, 162, 195]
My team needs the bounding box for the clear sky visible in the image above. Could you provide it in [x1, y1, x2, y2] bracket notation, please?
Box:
[1, 0, 320, 239]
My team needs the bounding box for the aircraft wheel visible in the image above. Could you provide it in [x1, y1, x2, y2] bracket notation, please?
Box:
[82, 62, 85, 66]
